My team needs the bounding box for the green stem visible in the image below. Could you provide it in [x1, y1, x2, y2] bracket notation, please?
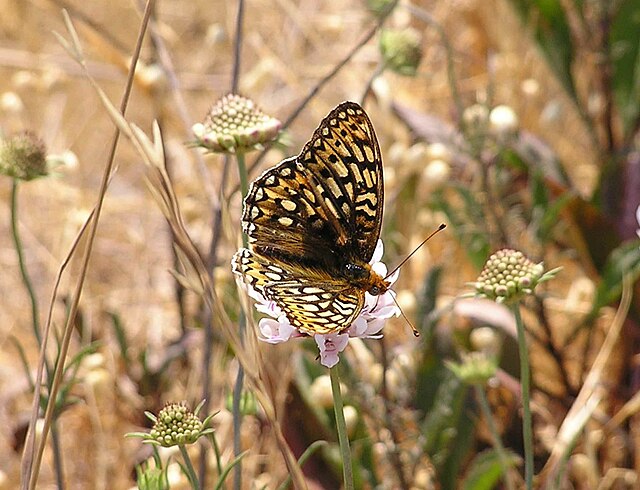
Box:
[233, 149, 249, 490]
[474, 385, 515, 490]
[10, 179, 41, 344]
[512, 303, 534, 489]
[179, 445, 200, 490]
[210, 431, 223, 477]
[236, 151, 249, 248]
[330, 366, 354, 490]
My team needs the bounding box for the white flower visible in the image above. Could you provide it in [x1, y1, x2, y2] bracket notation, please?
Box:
[240, 240, 400, 367]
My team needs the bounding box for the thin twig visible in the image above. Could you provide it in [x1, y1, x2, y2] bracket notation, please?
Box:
[474, 385, 515, 490]
[530, 296, 576, 398]
[402, 3, 464, 123]
[360, 62, 386, 106]
[241, 0, 399, 185]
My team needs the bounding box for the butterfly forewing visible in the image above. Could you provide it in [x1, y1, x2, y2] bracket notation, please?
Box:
[298, 101, 383, 262]
[235, 101, 384, 334]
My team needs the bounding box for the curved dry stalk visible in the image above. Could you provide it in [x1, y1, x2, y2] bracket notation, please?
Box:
[541, 275, 633, 487]
[78, 56, 306, 489]
[21, 4, 154, 489]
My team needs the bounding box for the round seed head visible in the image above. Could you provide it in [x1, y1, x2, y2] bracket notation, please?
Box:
[473, 249, 546, 303]
[193, 94, 281, 154]
[0, 131, 47, 181]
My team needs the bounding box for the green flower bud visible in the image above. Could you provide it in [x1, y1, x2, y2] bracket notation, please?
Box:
[0, 131, 47, 181]
[472, 249, 558, 304]
[379, 28, 423, 76]
[149, 402, 204, 447]
[193, 94, 281, 154]
[366, 0, 397, 18]
[126, 400, 215, 448]
[446, 352, 497, 386]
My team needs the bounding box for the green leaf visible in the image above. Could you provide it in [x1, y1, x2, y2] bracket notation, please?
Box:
[506, 0, 577, 103]
[421, 370, 475, 489]
[592, 240, 640, 314]
[610, 0, 640, 139]
[109, 311, 131, 367]
[9, 336, 35, 390]
[462, 448, 517, 490]
[415, 265, 443, 342]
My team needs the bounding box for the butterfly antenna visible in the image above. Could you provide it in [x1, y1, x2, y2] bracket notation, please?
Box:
[390, 292, 421, 337]
[384, 223, 447, 280]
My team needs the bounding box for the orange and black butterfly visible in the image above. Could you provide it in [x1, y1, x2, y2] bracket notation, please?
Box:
[232, 102, 391, 335]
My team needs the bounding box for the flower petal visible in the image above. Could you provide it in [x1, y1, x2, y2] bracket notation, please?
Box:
[371, 239, 384, 264]
[385, 267, 400, 285]
[258, 317, 296, 344]
[371, 261, 388, 277]
[315, 333, 350, 368]
[347, 317, 369, 337]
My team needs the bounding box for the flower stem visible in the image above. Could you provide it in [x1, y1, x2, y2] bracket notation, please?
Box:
[474, 384, 515, 490]
[330, 366, 354, 490]
[10, 179, 41, 344]
[233, 149, 249, 490]
[179, 445, 200, 490]
[512, 302, 534, 489]
[236, 151, 249, 248]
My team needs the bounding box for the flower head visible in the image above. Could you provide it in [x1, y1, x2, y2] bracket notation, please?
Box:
[192, 94, 281, 154]
[240, 240, 400, 368]
[446, 351, 498, 386]
[379, 28, 423, 76]
[472, 249, 558, 304]
[366, 0, 398, 18]
[128, 401, 215, 448]
[0, 131, 48, 181]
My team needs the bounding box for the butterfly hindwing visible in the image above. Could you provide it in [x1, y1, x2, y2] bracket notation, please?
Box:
[263, 280, 364, 335]
[232, 248, 290, 298]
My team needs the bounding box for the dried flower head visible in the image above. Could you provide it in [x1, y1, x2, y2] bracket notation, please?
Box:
[472, 249, 558, 304]
[128, 401, 215, 448]
[192, 94, 281, 154]
[0, 131, 47, 181]
[379, 28, 423, 76]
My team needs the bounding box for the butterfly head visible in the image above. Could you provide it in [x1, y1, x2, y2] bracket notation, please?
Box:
[343, 262, 389, 296]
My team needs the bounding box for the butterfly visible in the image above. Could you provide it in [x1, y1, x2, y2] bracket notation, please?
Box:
[232, 101, 390, 336]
